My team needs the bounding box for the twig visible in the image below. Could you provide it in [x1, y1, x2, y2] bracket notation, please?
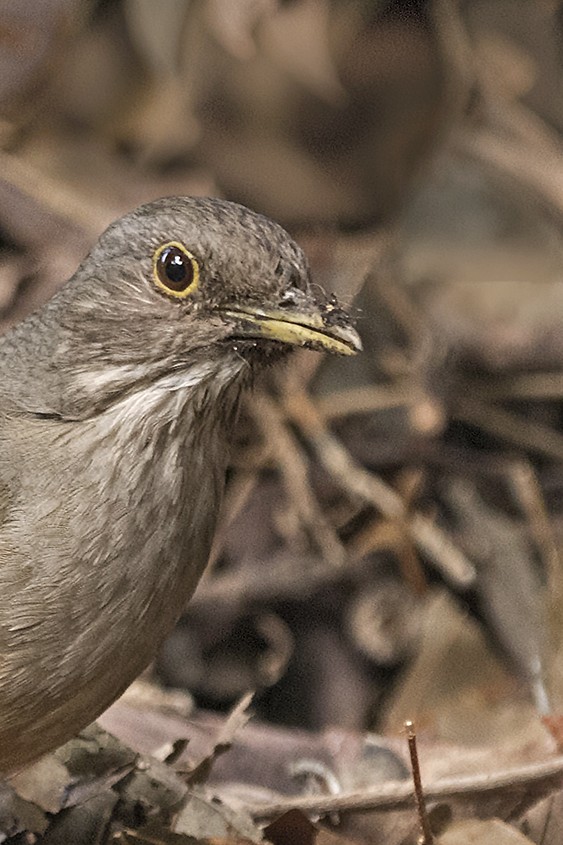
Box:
[249, 393, 347, 568]
[193, 552, 351, 609]
[394, 470, 429, 596]
[473, 373, 563, 402]
[405, 721, 433, 845]
[285, 391, 475, 589]
[347, 518, 402, 561]
[455, 399, 563, 463]
[508, 461, 561, 602]
[245, 755, 563, 820]
[316, 384, 417, 421]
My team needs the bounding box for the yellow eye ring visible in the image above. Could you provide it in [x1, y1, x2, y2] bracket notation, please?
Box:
[152, 241, 199, 299]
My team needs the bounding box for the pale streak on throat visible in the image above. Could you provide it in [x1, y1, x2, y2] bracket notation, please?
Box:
[96, 359, 243, 440]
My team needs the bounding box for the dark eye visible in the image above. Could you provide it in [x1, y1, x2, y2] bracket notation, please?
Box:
[153, 241, 199, 298]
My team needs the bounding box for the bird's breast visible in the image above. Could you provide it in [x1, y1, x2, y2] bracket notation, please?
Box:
[61, 379, 229, 657]
[0, 373, 237, 771]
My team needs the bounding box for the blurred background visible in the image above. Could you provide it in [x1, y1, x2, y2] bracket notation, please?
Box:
[3, 0, 563, 761]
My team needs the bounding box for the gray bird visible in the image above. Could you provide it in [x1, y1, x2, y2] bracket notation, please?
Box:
[0, 196, 360, 773]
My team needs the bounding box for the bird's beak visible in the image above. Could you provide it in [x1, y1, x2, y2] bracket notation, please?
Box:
[220, 302, 362, 356]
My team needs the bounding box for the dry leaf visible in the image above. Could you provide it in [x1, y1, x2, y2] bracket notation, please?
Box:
[173, 789, 263, 842]
[187, 692, 255, 786]
[39, 790, 118, 845]
[439, 817, 535, 845]
[0, 783, 48, 840]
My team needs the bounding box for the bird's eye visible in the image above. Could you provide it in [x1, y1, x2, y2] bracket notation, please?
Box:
[153, 241, 199, 299]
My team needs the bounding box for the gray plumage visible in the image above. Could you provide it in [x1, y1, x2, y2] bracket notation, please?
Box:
[0, 196, 360, 772]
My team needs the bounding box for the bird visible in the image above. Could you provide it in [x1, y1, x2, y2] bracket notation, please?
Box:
[0, 195, 361, 773]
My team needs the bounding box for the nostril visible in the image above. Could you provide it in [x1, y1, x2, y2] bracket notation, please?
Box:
[278, 288, 300, 308]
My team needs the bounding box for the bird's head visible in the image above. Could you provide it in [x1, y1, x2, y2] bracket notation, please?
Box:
[4, 197, 361, 418]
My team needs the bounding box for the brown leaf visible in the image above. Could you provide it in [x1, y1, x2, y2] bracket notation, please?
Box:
[264, 809, 317, 845]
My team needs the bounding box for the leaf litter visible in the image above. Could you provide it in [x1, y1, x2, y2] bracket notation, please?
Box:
[2, 0, 563, 843]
